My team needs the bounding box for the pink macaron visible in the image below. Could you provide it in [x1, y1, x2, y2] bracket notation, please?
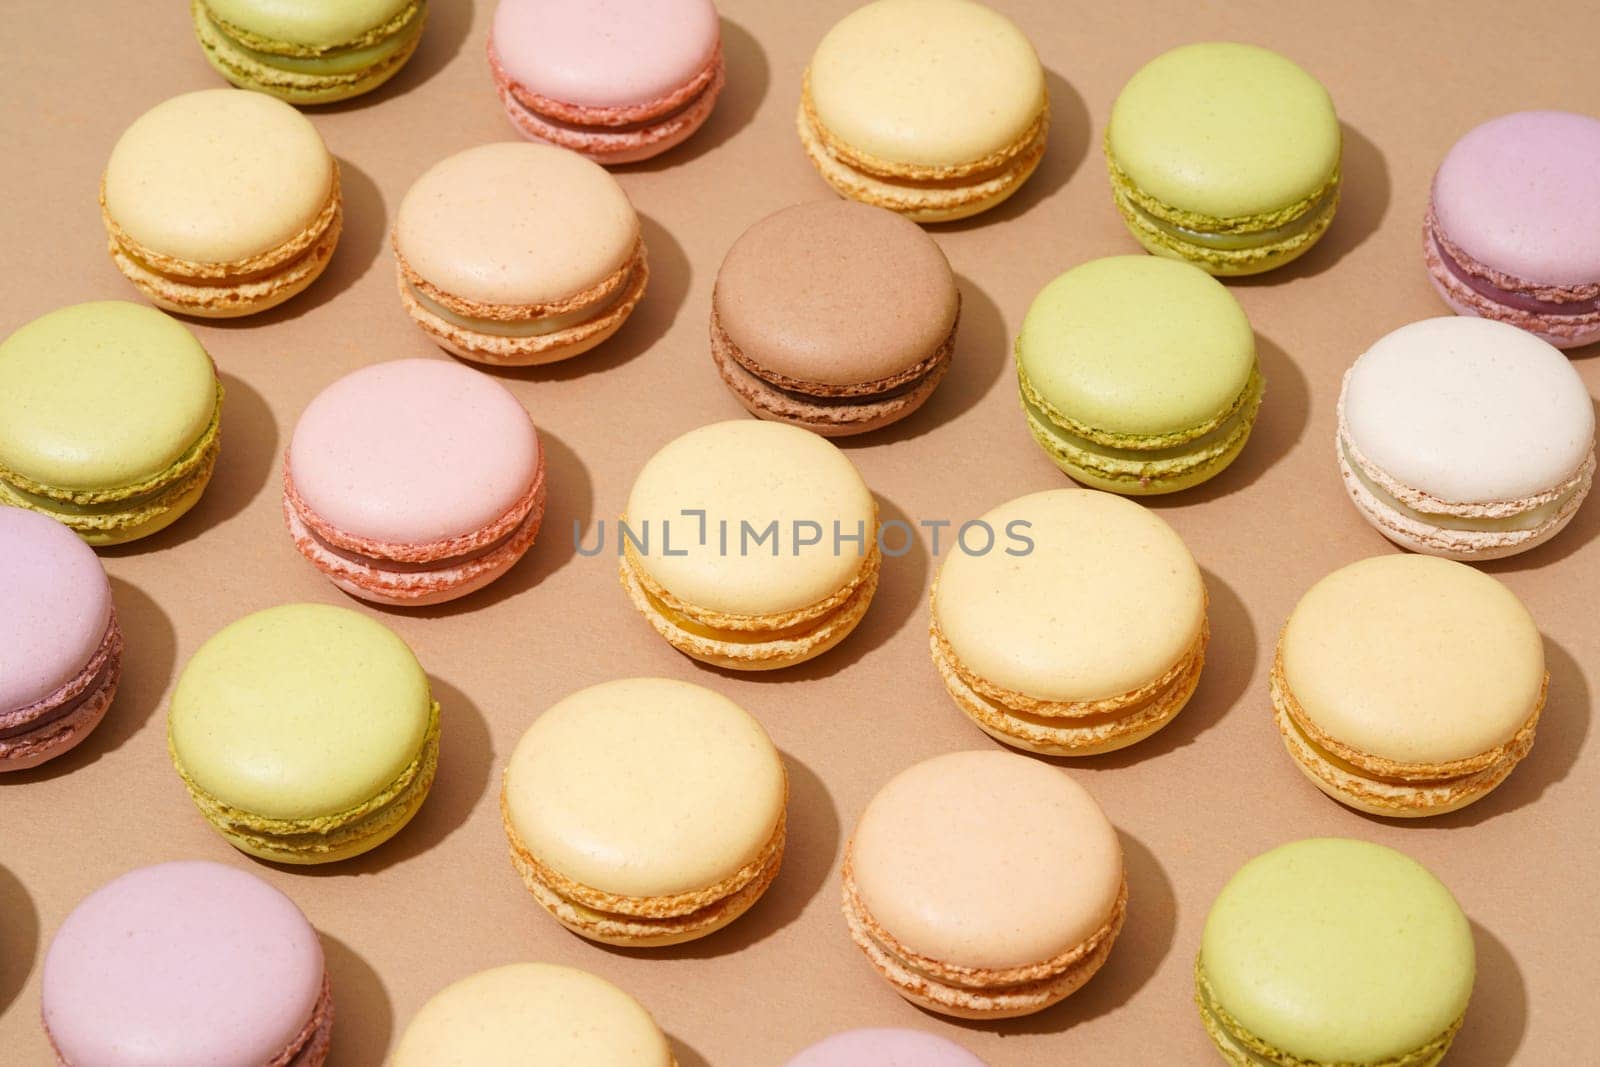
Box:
[489, 0, 726, 165]
[0, 507, 121, 772]
[42, 861, 333, 1066]
[786, 1029, 988, 1066]
[1425, 110, 1600, 348]
[284, 359, 546, 607]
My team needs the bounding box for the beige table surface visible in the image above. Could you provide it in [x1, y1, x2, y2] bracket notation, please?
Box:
[2, 1, 1597, 1063]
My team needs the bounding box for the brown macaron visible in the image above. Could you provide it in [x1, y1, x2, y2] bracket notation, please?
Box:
[711, 200, 959, 436]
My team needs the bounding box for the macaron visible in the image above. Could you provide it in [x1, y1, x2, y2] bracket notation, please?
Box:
[501, 678, 786, 946]
[1274, 555, 1544, 817]
[786, 1029, 987, 1067]
[1197, 839, 1474, 1067]
[489, 0, 725, 165]
[799, 0, 1048, 223]
[0, 509, 121, 772]
[932, 490, 1207, 755]
[1017, 256, 1263, 494]
[393, 142, 648, 365]
[843, 751, 1125, 1019]
[1106, 43, 1341, 275]
[393, 963, 674, 1066]
[102, 89, 341, 317]
[192, 0, 428, 104]
[42, 861, 332, 1067]
[620, 420, 880, 670]
[284, 359, 546, 606]
[711, 200, 959, 436]
[1338, 317, 1595, 561]
[1426, 111, 1600, 347]
[0, 302, 223, 546]
[168, 603, 440, 863]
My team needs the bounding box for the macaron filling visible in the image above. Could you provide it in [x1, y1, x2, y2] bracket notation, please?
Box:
[193, 0, 426, 99]
[405, 278, 630, 338]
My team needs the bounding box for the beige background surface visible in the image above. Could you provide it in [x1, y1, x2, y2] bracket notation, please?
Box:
[1, 1, 1596, 1063]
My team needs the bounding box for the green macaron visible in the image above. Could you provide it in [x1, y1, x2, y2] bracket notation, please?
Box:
[191, 0, 428, 105]
[1197, 838, 1475, 1067]
[1106, 43, 1342, 276]
[1016, 256, 1263, 494]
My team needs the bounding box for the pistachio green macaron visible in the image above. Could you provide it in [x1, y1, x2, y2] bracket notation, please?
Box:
[0, 302, 222, 546]
[1106, 43, 1341, 275]
[169, 603, 440, 864]
[1197, 838, 1474, 1067]
[1017, 256, 1263, 494]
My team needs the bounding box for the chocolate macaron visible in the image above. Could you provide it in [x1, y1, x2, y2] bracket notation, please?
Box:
[712, 200, 959, 436]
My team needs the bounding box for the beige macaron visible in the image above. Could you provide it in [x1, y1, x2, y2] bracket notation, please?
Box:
[501, 678, 786, 947]
[620, 421, 880, 670]
[1274, 554, 1545, 817]
[843, 750, 1126, 1019]
[931, 489, 1208, 755]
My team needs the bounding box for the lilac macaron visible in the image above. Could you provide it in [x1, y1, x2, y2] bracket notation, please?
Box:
[786, 1029, 988, 1067]
[42, 860, 333, 1066]
[0, 507, 121, 771]
[1425, 110, 1600, 348]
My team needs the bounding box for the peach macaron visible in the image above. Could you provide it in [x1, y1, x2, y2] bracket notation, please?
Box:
[284, 359, 545, 607]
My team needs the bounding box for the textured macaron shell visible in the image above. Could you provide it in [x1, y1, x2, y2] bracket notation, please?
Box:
[852, 751, 1122, 970]
[0, 509, 112, 710]
[625, 421, 876, 615]
[42, 861, 325, 1067]
[104, 89, 333, 264]
[505, 678, 785, 898]
[492, 0, 719, 109]
[714, 200, 958, 386]
[170, 603, 432, 820]
[1345, 317, 1594, 502]
[392, 963, 673, 1066]
[205, 0, 414, 46]
[1433, 111, 1600, 287]
[1282, 555, 1543, 764]
[1108, 43, 1339, 218]
[289, 359, 540, 544]
[786, 1028, 987, 1067]
[395, 142, 638, 306]
[808, 0, 1044, 168]
[1201, 838, 1474, 1063]
[0, 302, 217, 491]
[935, 490, 1204, 703]
[1018, 256, 1255, 435]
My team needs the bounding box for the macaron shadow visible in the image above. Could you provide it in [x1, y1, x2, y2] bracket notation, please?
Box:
[667, 1037, 713, 1067]
[312, 0, 476, 114]
[320, 933, 395, 1067]
[0, 862, 38, 1013]
[1450, 921, 1527, 1066]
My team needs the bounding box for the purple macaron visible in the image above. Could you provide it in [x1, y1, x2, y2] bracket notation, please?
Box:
[785, 1028, 988, 1066]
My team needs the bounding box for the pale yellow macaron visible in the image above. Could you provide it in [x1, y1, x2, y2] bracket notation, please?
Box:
[799, 0, 1048, 223]
[620, 421, 880, 670]
[392, 963, 675, 1066]
[932, 489, 1207, 755]
[1274, 554, 1545, 817]
[501, 678, 787, 947]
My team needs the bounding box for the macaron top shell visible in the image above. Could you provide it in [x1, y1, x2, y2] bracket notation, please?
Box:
[1108, 43, 1339, 218]
[1282, 555, 1543, 763]
[1344, 317, 1594, 502]
[786, 1028, 987, 1067]
[714, 200, 959, 386]
[0, 508, 112, 711]
[1201, 838, 1474, 1063]
[395, 142, 638, 306]
[1018, 256, 1255, 436]
[504, 678, 785, 897]
[1433, 110, 1600, 286]
[41, 860, 324, 1067]
[625, 421, 876, 615]
[852, 750, 1122, 970]
[204, 0, 415, 47]
[289, 359, 540, 544]
[808, 0, 1045, 169]
[0, 302, 217, 491]
[104, 89, 333, 264]
[392, 963, 673, 1066]
[170, 603, 433, 820]
[934, 490, 1205, 703]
